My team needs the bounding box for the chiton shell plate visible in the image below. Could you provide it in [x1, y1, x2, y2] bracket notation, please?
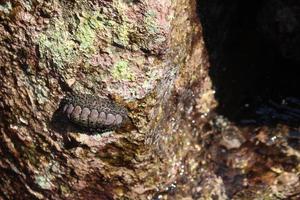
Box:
[62, 93, 128, 132]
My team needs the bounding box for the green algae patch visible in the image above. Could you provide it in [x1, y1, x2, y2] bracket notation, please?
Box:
[143, 10, 167, 49]
[110, 0, 133, 48]
[36, 3, 168, 68]
[37, 12, 105, 67]
[59, 184, 71, 196]
[74, 12, 104, 54]
[35, 175, 53, 190]
[112, 60, 134, 81]
[144, 10, 159, 35]
[113, 22, 133, 48]
[0, 1, 12, 14]
[37, 19, 77, 68]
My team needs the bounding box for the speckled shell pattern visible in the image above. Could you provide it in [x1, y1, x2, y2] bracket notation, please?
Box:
[62, 93, 128, 132]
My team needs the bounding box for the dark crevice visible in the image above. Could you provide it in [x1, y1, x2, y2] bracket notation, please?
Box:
[197, 0, 300, 126]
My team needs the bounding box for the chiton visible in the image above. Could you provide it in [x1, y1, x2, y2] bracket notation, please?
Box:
[61, 93, 128, 132]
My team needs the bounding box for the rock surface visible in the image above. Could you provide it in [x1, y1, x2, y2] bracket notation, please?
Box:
[1, 0, 300, 199]
[0, 0, 214, 199]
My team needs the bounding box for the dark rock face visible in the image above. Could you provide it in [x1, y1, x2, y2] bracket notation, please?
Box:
[61, 93, 128, 132]
[196, 1, 300, 199]
[197, 0, 300, 126]
[257, 0, 300, 62]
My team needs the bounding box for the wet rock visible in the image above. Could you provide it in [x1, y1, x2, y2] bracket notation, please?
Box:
[271, 172, 300, 199]
[220, 127, 245, 150]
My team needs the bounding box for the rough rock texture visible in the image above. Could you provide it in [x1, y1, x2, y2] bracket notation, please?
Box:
[0, 0, 216, 199]
[1, 0, 300, 199]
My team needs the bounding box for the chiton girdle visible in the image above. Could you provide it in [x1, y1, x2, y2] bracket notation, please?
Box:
[61, 93, 128, 133]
